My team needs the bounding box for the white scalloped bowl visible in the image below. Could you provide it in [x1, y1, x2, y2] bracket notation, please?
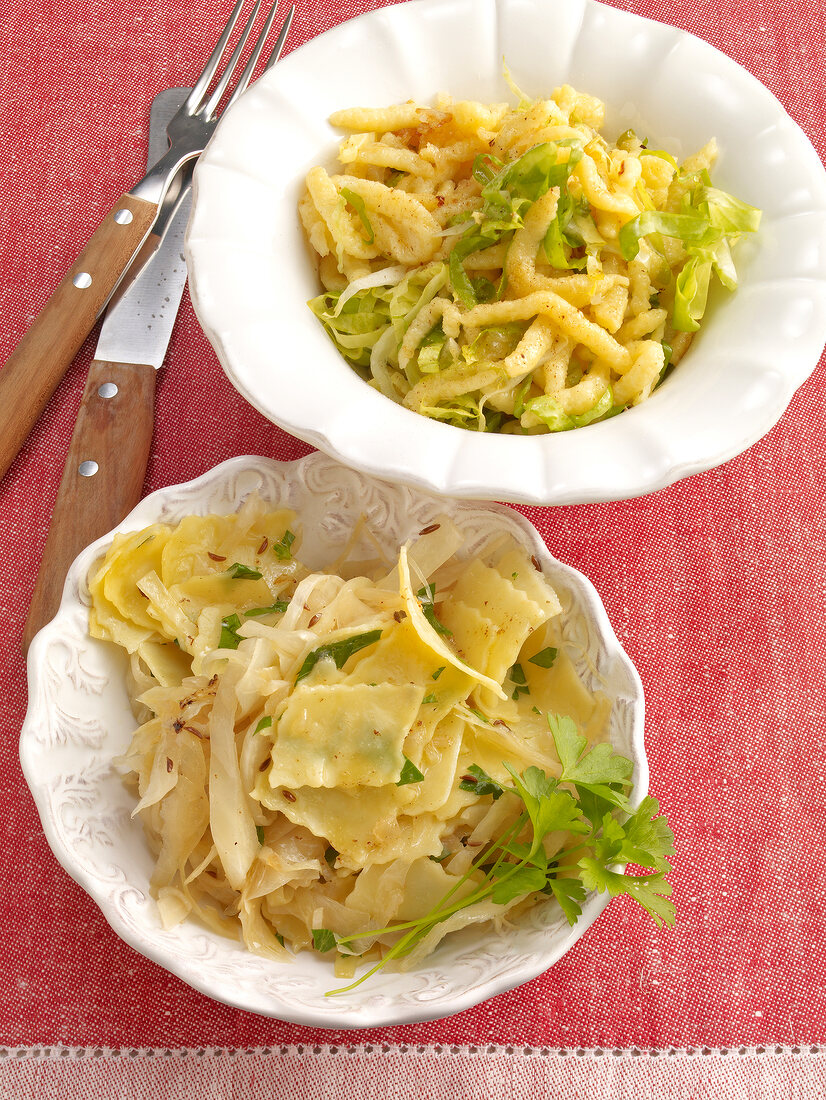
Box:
[21, 453, 644, 1027]
[186, 0, 826, 505]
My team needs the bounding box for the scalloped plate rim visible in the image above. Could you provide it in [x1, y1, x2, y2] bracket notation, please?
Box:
[21, 453, 646, 1026]
[186, 0, 826, 505]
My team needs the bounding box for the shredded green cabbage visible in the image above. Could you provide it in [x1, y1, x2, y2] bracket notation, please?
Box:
[310, 263, 448, 374]
[339, 188, 374, 244]
[308, 287, 390, 368]
[620, 181, 760, 333]
[449, 142, 584, 307]
[525, 386, 614, 432]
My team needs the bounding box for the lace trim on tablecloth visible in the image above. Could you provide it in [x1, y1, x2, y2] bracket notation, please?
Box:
[1, 1043, 825, 1059]
[2, 1044, 825, 1100]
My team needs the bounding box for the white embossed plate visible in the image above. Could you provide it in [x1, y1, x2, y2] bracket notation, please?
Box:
[21, 453, 644, 1026]
[186, 0, 826, 505]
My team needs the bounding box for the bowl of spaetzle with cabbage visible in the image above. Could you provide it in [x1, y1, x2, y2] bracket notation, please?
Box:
[299, 85, 758, 430]
[21, 453, 661, 1025]
[186, 0, 826, 504]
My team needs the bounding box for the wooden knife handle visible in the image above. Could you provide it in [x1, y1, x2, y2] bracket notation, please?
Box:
[23, 358, 157, 653]
[0, 193, 158, 482]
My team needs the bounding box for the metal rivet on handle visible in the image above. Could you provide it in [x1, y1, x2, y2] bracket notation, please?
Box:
[97, 383, 118, 399]
[113, 209, 133, 225]
[73, 272, 92, 289]
[78, 460, 99, 477]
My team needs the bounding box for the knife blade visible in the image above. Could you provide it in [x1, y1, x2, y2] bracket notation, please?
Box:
[23, 89, 193, 653]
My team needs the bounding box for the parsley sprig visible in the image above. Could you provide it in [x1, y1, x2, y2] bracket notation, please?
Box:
[323, 714, 674, 994]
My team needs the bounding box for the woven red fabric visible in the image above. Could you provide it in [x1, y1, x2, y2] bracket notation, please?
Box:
[0, 0, 824, 1058]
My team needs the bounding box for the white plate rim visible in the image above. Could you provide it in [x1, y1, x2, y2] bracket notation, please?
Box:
[186, 0, 826, 505]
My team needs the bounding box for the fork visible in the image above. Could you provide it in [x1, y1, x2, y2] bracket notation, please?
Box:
[0, 0, 294, 482]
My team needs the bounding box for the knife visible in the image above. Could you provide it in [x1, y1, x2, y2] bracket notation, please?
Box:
[23, 89, 193, 653]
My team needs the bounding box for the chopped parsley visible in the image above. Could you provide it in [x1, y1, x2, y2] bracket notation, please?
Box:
[295, 630, 382, 682]
[396, 756, 425, 786]
[272, 530, 296, 561]
[245, 600, 289, 617]
[312, 928, 337, 953]
[459, 764, 504, 800]
[417, 584, 452, 637]
[219, 613, 242, 650]
[508, 662, 530, 701]
[226, 562, 263, 580]
[529, 646, 558, 668]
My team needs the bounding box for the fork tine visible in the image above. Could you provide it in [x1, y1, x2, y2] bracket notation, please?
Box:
[225, 2, 293, 111]
[263, 4, 295, 71]
[184, 0, 246, 114]
[224, 0, 280, 110]
[203, 0, 265, 118]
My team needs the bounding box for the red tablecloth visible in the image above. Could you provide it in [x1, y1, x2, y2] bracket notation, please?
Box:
[1, 0, 825, 1095]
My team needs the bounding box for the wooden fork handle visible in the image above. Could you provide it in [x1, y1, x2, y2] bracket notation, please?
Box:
[23, 358, 157, 654]
[0, 193, 158, 482]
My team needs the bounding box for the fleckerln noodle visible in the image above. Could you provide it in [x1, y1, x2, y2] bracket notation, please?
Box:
[300, 80, 760, 434]
[89, 497, 674, 990]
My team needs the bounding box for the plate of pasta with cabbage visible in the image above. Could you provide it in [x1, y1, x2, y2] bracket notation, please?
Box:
[187, 0, 826, 504]
[22, 453, 660, 1026]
